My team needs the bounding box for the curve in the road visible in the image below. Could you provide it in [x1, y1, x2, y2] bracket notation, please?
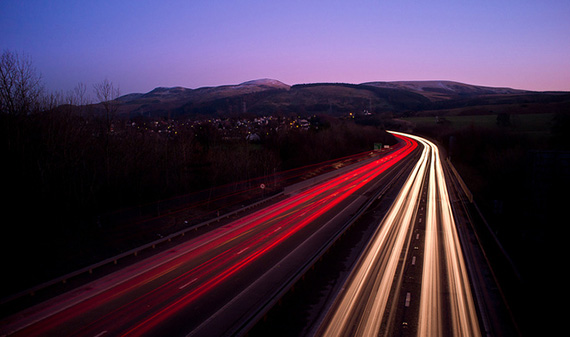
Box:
[317, 132, 482, 337]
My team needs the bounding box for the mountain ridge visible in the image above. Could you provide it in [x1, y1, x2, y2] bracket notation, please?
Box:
[361, 80, 530, 100]
[108, 78, 568, 118]
[119, 78, 530, 100]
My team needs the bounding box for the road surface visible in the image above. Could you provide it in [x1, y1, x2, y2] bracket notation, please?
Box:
[316, 132, 482, 337]
[0, 134, 418, 337]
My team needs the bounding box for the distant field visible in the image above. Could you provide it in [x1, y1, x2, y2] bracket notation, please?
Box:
[403, 112, 555, 136]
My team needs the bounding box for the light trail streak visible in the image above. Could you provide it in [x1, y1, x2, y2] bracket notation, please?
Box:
[419, 134, 443, 337]
[406, 133, 481, 337]
[318, 132, 481, 337]
[119, 135, 418, 337]
[319, 132, 429, 337]
[4, 134, 417, 337]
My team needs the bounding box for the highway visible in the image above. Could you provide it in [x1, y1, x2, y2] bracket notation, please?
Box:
[0, 134, 418, 336]
[316, 132, 482, 337]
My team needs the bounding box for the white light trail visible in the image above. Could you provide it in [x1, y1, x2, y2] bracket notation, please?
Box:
[396, 132, 481, 337]
[318, 132, 481, 337]
[320, 133, 429, 336]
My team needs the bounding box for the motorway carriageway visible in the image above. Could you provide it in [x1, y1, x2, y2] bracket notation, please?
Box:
[316, 132, 481, 337]
[1, 134, 417, 336]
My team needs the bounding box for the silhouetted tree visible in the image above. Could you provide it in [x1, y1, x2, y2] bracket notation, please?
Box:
[93, 78, 120, 183]
[0, 50, 43, 115]
[65, 82, 90, 111]
[93, 78, 120, 132]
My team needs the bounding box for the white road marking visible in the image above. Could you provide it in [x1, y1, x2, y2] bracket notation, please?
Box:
[179, 278, 198, 290]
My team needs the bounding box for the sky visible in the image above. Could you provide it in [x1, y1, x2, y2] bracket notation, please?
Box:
[2, 0, 570, 95]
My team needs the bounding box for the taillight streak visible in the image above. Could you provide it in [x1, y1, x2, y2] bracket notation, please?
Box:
[18, 134, 417, 337]
[120, 136, 417, 336]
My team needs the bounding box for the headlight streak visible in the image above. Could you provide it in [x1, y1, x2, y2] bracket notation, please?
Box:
[418, 133, 442, 337]
[432, 140, 480, 337]
[408, 133, 481, 337]
[319, 132, 430, 337]
[319, 132, 481, 337]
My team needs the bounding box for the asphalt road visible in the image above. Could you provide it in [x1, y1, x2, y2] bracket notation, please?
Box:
[0, 134, 418, 337]
[316, 132, 482, 337]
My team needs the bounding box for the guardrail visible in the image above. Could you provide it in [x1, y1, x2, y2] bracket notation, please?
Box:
[283, 151, 385, 196]
[0, 191, 285, 307]
[1, 151, 387, 308]
[446, 157, 473, 203]
[229, 146, 418, 336]
[1, 148, 399, 320]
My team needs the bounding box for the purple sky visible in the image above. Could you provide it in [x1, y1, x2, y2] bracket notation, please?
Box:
[2, 0, 570, 95]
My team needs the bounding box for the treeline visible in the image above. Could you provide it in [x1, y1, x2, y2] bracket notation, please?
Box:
[2, 111, 395, 229]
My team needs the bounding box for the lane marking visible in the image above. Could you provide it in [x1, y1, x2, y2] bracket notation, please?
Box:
[179, 278, 198, 290]
[236, 247, 250, 255]
[405, 292, 411, 307]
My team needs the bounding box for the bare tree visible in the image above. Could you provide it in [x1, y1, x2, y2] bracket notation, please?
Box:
[93, 78, 120, 184]
[60, 82, 91, 115]
[73, 82, 90, 107]
[93, 78, 120, 132]
[0, 50, 44, 115]
[42, 90, 64, 111]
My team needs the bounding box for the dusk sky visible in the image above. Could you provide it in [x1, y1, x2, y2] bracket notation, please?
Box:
[2, 0, 569, 95]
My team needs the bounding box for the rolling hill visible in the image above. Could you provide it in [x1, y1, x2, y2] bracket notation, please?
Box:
[108, 79, 569, 119]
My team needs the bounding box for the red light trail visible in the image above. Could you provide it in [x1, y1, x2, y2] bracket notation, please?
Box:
[2, 134, 417, 337]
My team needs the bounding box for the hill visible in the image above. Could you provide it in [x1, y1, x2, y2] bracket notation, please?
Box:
[106, 79, 569, 119]
[362, 80, 530, 100]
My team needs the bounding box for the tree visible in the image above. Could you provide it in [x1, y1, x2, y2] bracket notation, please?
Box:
[93, 78, 120, 185]
[0, 50, 43, 115]
[64, 82, 90, 107]
[93, 78, 120, 132]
